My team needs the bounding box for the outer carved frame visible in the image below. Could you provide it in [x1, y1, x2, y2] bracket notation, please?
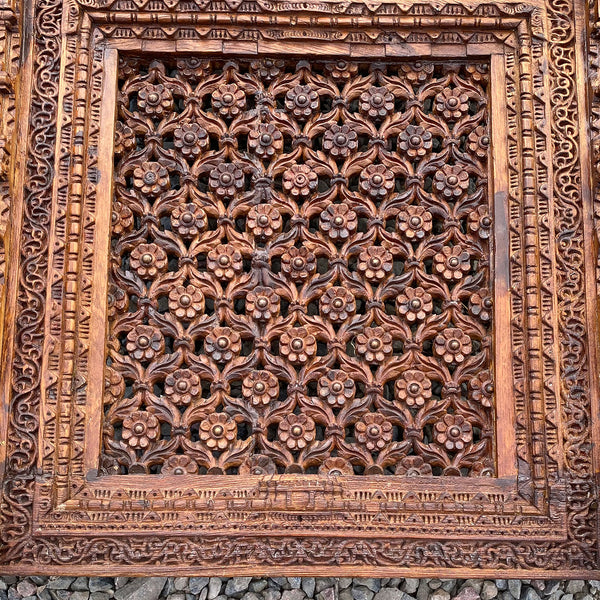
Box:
[0, 0, 598, 577]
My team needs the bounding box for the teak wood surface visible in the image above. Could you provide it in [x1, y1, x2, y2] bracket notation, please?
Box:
[0, 0, 599, 578]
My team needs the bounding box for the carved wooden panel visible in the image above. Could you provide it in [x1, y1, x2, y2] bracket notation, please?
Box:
[0, 0, 599, 578]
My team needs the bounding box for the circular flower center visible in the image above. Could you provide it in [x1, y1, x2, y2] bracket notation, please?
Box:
[218, 255, 230, 266]
[222, 93, 234, 104]
[447, 175, 458, 186]
[448, 257, 460, 267]
[179, 294, 191, 307]
[173, 467, 185, 475]
[220, 173, 232, 185]
[291, 425, 303, 437]
[112, 211, 119, 224]
[296, 94, 308, 106]
[254, 381, 266, 393]
[261, 133, 272, 145]
[409, 383, 421, 395]
[258, 215, 270, 226]
[483, 298, 493, 309]
[410, 135, 422, 146]
[337, 61, 346, 69]
[447, 97, 459, 108]
[449, 339, 461, 351]
[176, 380, 189, 392]
[331, 382, 343, 393]
[294, 174, 307, 186]
[137, 335, 150, 348]
[181, 212, 194, 224]
[335, 133, 347, 145]
[369, 425, 380, 437]
[406, 468, 421, 476]
[217, 336, 229, 349]
[371, 174, 383, 185]
[256, 297, 269, 309]
[147, 92, 159, 104]
[482, 216, 492, 227]
[370, 257, 381, 268]
[449, 426, 461, 438]
[141, 253, 153, 265]
[133, 423, 145, 435]
[184, 132, 196, 144]
[410, 298, 421, 310]
[332, 298, 344, 309]
[330, 469, 342, 476]
[212, 424, 224, 437]
[369, 338, 381, 350]
[481, 135, 490, 146]
[291, 338, 303, 351]
[293, 257, 305, 269]
[410, 216, 422, 228]
[333, 216, 344, 226]
[371, 94, 384, 106]
[144, 171, 157, 184]
[485, 383, 494, 394]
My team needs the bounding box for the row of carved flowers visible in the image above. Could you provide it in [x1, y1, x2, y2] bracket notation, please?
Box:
[128, 81, 484, 124]
[111, 281, 491, 326]
[121, 323, 488, 366]
[120, 408, 481, 457]
[109, 365, 493, 410]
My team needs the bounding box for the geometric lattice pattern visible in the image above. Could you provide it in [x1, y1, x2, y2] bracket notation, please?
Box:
[103, 57, 494, 477]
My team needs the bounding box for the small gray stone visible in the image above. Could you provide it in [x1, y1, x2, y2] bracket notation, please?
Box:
[70, 593, 90, 600]
[188, 579, 208, 595]
[114, 580, 128, 592]
[6, 588, 18, 600]
[316, 588, 336, 600]
[30, 579, 48, 587]
[225, 579, 252, 596]
[37, 589, 52, 600]
[508, 581, 522, 600]
[90, 593, 110, 600]
[389, 581, 403, 590]
[429, 590, 451, 600]
[463, 583, 483, 595]
[481, 582, 498, 600]
[287, 581, 301, 591]
[71, 579, 89, 592]
[0, 583, 5, 593]
[429, 582, 443, 592]
[114, 577, 167, 600]
[264, 590, 282, 600]
[548, 592, 563, 600]
[241, 592, 261, 600]
[281, 591, 306, 600]
[89, 580, 113, 594]
[417, 582, 430, 600]
[355, 582, 380, 594]
[16, 581, 37, 598]
[523, 589, 541, 600]
[352, 586, 374, 600]
[589, 584, 600, 592]
[174, 579, 189, 593]
[315, 582, 336, 595]
[374, 588, 407, 600]
[340, 591, 353, 600]
[0, 590, 7, 600]
[249, 581, 267, 594]
[561, 594, 574, 600]
[339, 582, 353, 591]
[49, 591, 70, 600]
[167, 594, 185, 600]
[567, 584, 585, 596]
[22, 596, 37, 600]
[454, 587, 481, 600]
[301, 580, 316, 598]
[545, 583, 561, 596]
[441, 583, 457, 594]
[47, 579, 76, 591]
[495, 583, 507, 593]
[208, 579, 222, 600]
[271, 581, 288, 590]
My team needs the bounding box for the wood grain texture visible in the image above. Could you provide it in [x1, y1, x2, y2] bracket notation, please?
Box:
[0, 0, 597, 577]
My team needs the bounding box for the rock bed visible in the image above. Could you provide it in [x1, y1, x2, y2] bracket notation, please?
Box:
[0, 577, 598, 600]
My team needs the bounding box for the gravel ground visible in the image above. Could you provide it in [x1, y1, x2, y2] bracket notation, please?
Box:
[0, 577, 598, 600]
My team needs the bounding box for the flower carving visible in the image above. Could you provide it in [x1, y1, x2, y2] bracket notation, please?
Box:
[470, 370, 494, 407]
[247, 204, 282, 239]
[130, 243, 168, 279]
[395, 455, 433, 476]
[105, 367, 125, 399]
[161, 455, 199, 475]
[281, 247, 316, 282]
[399, 62, 434, 84]
[280, 327, 317, 364]
[107, 285, 127, 317]
[242, 370, 279, 406]
[397, 206, 433, 241]
[137, 83, 173, 117]
[319, 457, 354, 476]
[433, 328, 472, 364]
[126, 325, 164, 361]
[114, 121, 135, 156]
[239, 454, 277, 475]
[207, 244, 243, 280]
[282, 164, 318, 198]
[324, 60, 358, 81]
[398, 124, 433, 158]
[278, 414, 316, 450]
[111, 200, 134, 236]
[396, 287, 433, 322]
[204, 327, 241, 362]
[122, 411, 160, 449]
[359, 86, 395, 120]
[355, 327, 393, 363]
[433, 165, 470, 199]
[469, 288, 493, 322]
[168, 284, 204, 320]
[199, 413, 237, 450]
[323, 124, 358, 159]
[133, 162, 169, 196]
[319, 203, 358, 240]
[174, 122, 209, 158]
[434, 414, 473, 451]
[468, 125, 490, 159]
[246, 287, 280, 321]
[248, 123, 283, 159]
[355, 413, 393, 451]
[395, 370, 432, 407]
[319, 287, 356, 323]
[212, 83, 246, 118]
[433, 245, 471, 281]
[359, 165, 395, 200]
[165, 369, 201, 405]
[285, 85, 319, 120]
[209, 163, 244, 199]
[356, 247, 393, 282]
[318, 370, 355, 407]
[435, 87, 469, 120]
[176, 58, 211, 82]
[171, 203, 207, 238]
[250, 59, 284, 81]
[468, 205, 492, 239]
